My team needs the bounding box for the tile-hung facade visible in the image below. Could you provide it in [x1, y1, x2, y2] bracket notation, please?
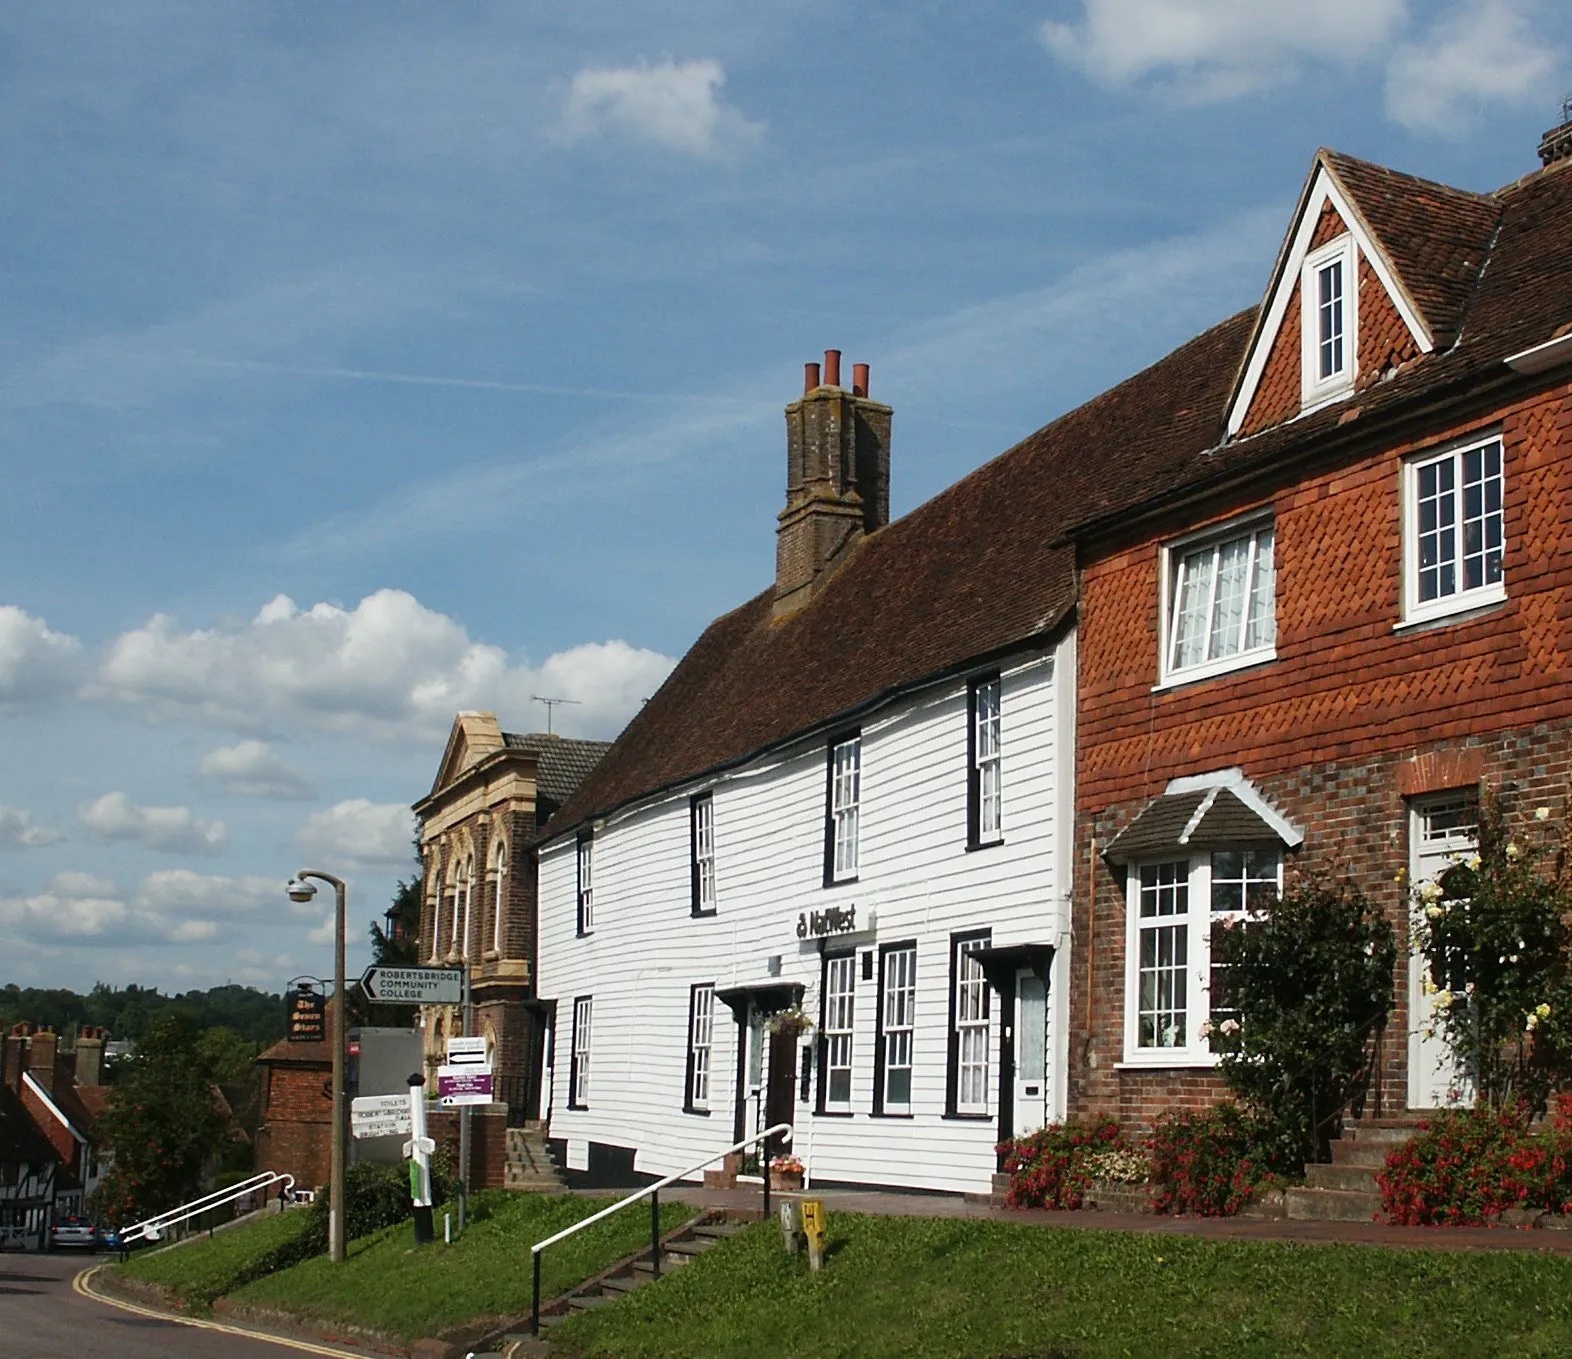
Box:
[413, 713, 609, 1124]
[534, 130, 1572, 1191]
[1067, 138, 1572, 1125]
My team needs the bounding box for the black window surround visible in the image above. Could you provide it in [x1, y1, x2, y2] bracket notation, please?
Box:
[967, 673, 1003, 851]
[872, 938, 918, 1118]
[689, 793, 716, 917]
[945, 928, 992, 1119]
[822, 729, 862, 888]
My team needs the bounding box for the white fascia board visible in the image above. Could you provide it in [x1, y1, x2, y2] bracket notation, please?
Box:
[1505, 332, 1572, 375]
[1226, 167, 1434, 438]
[21, 1071, 87, 1143]
[1163, 767, 1304, 848]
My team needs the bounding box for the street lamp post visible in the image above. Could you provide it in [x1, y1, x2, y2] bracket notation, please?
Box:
[286, 869, 348, 1264]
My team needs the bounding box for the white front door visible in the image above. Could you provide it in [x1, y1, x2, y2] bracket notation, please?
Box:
[1013, 967, 1050, 1137]
[1407, 794, 1477, 1108]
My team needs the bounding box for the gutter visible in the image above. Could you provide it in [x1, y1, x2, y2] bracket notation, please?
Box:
[540, 615, 1073, 849]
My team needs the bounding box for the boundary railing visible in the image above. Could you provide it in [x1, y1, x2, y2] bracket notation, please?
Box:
[529, 1122, 792, 1336]
[120, 1169, 296, 1245]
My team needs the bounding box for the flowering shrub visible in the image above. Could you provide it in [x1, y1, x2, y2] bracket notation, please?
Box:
[1147, 1103, 1280, 1217]
[997, 1120, 1140, 1209]
[1409, 790, 1572, 1111]
[1211, 873, 1396, 1168]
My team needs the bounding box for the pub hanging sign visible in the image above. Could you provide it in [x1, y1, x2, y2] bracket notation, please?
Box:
[287, 986, 327, 1043]
[796, 904, 875, 941]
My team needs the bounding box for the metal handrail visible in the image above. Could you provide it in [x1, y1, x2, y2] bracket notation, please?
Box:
[529, 1121, 792, 1336]
[120, 1169, 296, 1244]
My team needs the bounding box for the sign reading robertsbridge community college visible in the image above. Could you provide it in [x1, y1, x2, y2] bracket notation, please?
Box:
[360, 965, 464, 1005]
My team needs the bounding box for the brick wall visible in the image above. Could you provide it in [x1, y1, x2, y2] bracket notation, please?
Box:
[1071, 379, 1572, 1126]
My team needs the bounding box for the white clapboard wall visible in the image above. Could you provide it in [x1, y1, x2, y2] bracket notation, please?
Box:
[536, 632, 1074, 1195]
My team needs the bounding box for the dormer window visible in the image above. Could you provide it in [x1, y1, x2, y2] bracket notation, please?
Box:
[1301, 236, 1357, 406]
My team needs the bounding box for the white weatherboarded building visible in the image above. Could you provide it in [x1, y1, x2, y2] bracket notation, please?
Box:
[534, 354, 1085, 1196]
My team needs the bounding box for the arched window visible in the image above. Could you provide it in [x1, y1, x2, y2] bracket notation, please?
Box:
[492, 840, 508, 953]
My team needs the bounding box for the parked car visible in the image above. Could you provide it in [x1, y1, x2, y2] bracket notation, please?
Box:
[49, 1216, 98, 1250]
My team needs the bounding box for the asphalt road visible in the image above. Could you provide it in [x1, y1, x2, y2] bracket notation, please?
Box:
[0, 1251, 352, 1358]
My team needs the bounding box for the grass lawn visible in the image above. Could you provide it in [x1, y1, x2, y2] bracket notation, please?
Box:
[550, 1213, 1572, 1359]
[226, 1190, 692, 1342]
[117, 1206, 315, 1310]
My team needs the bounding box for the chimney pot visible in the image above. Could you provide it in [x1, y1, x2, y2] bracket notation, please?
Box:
[804, 361, 821, 393]
[852, 363, 869, 398]
[823, 350, 841, 388]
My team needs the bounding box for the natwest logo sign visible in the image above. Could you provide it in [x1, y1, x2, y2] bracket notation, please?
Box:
[795, 905, 874, 940]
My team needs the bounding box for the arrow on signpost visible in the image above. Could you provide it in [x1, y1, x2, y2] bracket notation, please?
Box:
[360, 964, 464, 1006]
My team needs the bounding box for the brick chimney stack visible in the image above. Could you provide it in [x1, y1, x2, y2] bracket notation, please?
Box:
[1540, 98, 1572, 167]
[28, 1026, 57, 1094]
[75, 1025, 106, 1087]
[773, 350, 893, 619]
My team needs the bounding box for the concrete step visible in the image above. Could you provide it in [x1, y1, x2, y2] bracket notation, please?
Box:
[1285, 1187, 1383, 1222]
[1303, 1163, 1380, 1193]
[1330, 1140, 1393, 1167]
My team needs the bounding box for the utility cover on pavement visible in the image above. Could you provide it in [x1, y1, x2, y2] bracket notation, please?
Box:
[360, 965, 463, 1005]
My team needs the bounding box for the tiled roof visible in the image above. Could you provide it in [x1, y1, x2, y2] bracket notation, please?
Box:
[500, 733, 613, 808]
[547, 152, 1572, 838]
[1105, 789, 1288, 863]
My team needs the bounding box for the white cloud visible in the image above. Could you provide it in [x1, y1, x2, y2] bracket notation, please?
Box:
[78, 791, 228, 855]
[1041, 0, 1408, 101]
[0, 805, 64, 849]
[0, 605, 85, 708]
[560, 58, 764, 160]
[200, 739, 316, 799]
[297, 798, 416, 868]
[1386, 1, 1563, 135]
[94, 588, 673, 743]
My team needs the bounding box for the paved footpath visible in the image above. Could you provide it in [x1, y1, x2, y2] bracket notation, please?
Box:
[1, 1252, 365, 1359]
[662, 1183, 1572, 1254]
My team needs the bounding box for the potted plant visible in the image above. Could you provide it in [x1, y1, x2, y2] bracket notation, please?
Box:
[768, 1154, 805, 1191]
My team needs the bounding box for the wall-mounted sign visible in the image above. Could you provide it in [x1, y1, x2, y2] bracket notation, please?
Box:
[795, 905, 874, 941]
[287, 988, 326, 1043]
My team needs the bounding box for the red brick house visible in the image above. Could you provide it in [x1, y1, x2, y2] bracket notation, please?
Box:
[1065, 131, 1572, 1126]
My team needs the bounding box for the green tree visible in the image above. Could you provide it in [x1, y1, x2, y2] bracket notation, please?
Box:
[94, 1012, 230, 1227]
[1212, 873, 1397, 1168]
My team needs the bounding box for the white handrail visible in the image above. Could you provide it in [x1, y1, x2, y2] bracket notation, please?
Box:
[121, 1169, 296, 1243]
[531, 1122, 792, 1256]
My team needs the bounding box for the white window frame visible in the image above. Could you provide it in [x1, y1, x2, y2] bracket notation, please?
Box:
[953, 936, 991, 1115]
[828, 736, 861, 883]
[570, 996, 593, 1108]
[691, 794, 716, 915]
[491, 840, 507, 953]
[880, 944, 917, 1115]
[1401, 433, 1506, 627]
[972, 677, 1002, 846]
[1121, 849, 1282, 1068]
[821, 953, 856, 1113]
[687, 983, 715, 1112]
[1301, 235, 1357, 408]
[577, 836, 594, 936]
[1158, 512, 1277, 688]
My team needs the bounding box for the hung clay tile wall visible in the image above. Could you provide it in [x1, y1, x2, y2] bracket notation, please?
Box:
[1070, 380, 1572, 1125]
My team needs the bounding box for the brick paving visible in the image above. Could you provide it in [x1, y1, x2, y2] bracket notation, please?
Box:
[656, 1182, 1572, 1255]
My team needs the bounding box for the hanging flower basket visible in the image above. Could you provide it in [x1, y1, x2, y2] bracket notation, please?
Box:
[766, 1006, 814, 1039]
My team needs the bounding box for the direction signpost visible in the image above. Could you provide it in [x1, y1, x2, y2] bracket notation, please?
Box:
[360, 965, 463, 1006]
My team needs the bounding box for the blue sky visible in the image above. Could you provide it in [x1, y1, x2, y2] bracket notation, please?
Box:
[2, 0, 1567, 995]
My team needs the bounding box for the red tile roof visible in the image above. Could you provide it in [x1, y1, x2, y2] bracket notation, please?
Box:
[547, 153, 1572, 837]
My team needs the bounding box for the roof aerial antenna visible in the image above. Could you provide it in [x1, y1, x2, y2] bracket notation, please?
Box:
[530, 694, 580, 735]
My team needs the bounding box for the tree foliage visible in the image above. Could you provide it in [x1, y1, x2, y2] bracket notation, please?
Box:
[1212, 872, 1397, 1168]
[1410, 788, 1572, 1111]
[94, 1012, 232, 1227]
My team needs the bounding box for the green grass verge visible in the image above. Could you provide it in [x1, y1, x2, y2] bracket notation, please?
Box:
[226, 1190, 691, 1342]
[550, 1213, 1572, 1359]
[116, 1207, 316, 1310]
